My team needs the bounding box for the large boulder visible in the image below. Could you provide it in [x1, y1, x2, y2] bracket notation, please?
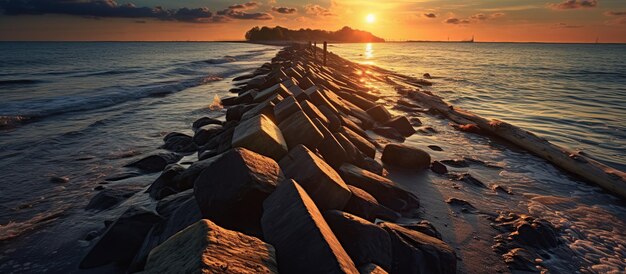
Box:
[344, 185, 400, 222]
[124, 151, 182, 173]
[381, 144, 431, 170]
[278, 110, 324, 150]
[341, 126, 376, 159]
[279, 145, 352, 210]
[273, 96, 302, 123]
[301, 99, 330, 126]
[261, 180, 359, 274]
[194, 148, 284, 235]
[193, 124, 223, 146]
[319, 105, 342, 132]
[192, 117, 222, 130]
[241, 99, 279, 121]
[145, 164, 186, 200]
[338, 164, 419, 214]
[323, 211, 393, 271]
[335, 132, 358, 162]
[380, 222, 457, 274]
[305, 86, 340, 114]
[373, 127, 405, 142]
[199, 126, 235, 157]
[130, 195, 202, 272]
[226, 104, 252, 122]
[175, 153, 224, 191]
[353, 154, 386, 176]
[161, 132, 196, 153]
[235, 89, 258, 104]
[383, 116, 416, 137]
[80, 207, 163, 269]
[85, 187, 137, 212]
[254, 83, 292, 103]
[312, 118, 348, 168]
[140, 219, 278, 274]
[231, 114, 288, 161]
[366, 105, 392, 123]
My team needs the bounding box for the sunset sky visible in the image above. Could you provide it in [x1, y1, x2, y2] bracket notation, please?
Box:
[1, 0, 625, 42]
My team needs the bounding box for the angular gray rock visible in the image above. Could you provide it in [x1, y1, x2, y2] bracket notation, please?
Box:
[339, 164, 419, 214]
[140, 219, 278, 274]
[80, 207, 163, 269]
[278, 110, 324, 150]
[323, 210, 393, 271]
[343, 185, 400, 222]
[261, 180, 358, 274]
[231, 114, 288, 161]
[380, 222, 457, 274]
[279, 145, 352, 210]
[194, 148, 284, 235]
[381, 144, 431, 170]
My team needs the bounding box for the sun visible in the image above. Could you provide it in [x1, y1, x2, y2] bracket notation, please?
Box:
[366, 13, 376, 24]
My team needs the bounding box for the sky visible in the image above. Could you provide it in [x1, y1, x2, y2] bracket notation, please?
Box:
[0, 0, 625, 42]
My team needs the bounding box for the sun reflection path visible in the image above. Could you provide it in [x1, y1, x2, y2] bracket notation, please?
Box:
[365, 43, 374, 59]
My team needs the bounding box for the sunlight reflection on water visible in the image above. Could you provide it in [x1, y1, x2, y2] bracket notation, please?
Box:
[333, 42, 626, 171]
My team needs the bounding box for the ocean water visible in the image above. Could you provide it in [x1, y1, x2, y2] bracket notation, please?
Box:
[330, 42, 626, 171]
[0, 42, 624, 273]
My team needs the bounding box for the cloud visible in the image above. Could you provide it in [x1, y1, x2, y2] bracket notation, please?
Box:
[470, 13, 488, 20]
[228, 2, 259, 10]
[423, 13, 437, 18]
[445, 13, 505, 24]
[555, 22, 583, 28]
[549, 0, 598, 10]
[445, 18, 470, 24]
[305, 4, 334, 16]
[604, 10, 626, 25]
[272, 7, 297, 14]
[0, 0, 272, 23]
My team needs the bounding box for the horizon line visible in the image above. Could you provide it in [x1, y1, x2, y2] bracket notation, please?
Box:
[1, 40, 625, 45]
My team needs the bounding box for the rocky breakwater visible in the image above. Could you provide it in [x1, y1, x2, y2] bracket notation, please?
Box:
[79, 44, 456, 273]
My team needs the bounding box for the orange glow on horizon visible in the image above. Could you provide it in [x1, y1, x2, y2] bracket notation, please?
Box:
[0, 1, 625, 43]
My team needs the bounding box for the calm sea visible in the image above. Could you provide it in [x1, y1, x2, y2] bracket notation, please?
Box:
[0, 42, 624, 272]
[331, 42, 626, 171]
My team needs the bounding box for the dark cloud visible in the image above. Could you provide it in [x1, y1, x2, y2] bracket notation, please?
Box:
[445, 18, 470, 24]
[470, 13, 488, 20]
[228, 2, 259, 10]
[305, 4, 334, 16]
[549, 0, 598, 10]
[445, 13, 504, 25]
[423, 13, 436, 18]
[0, 0, 271, 23]
[272, 7, 297, 14]
[216, 3, 273, 20]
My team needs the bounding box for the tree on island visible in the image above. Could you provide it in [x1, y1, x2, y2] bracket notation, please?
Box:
[245, 26, 385, 42]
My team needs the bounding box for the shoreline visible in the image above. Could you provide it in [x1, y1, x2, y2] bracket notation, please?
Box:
[4, 43, 624, 273]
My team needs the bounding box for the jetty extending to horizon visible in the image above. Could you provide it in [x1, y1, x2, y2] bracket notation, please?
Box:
[77, 43, 626, 273]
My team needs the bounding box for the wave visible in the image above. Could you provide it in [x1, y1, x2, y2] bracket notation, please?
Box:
[70, 68, 145, 78]
[0, 67, 250, 130]
[202, 56, 237, 64]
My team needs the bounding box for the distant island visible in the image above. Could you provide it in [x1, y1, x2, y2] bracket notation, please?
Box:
[245, 26, 385, 43]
